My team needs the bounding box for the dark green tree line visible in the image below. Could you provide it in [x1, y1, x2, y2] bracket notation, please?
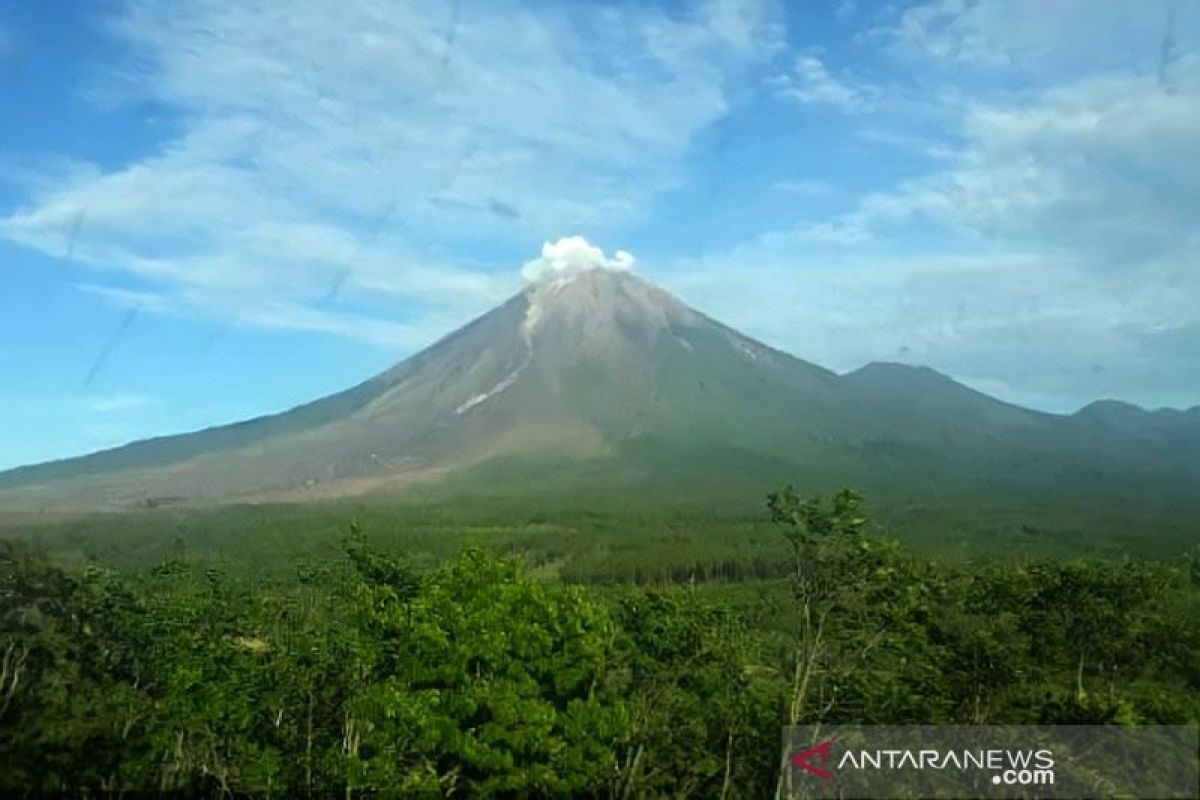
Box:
[1, 490, 1196, 796]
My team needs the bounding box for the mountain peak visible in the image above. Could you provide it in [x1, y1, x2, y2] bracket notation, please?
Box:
[843, 361, 955, 387]
[519, 267, 697, 348]
[1, 261, 1195, 512]
[1075, 399, 1146, 418]
[520, 263, 637, 301]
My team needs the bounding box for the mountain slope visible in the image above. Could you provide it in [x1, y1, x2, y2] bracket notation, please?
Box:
[0, 268, 1197, 516]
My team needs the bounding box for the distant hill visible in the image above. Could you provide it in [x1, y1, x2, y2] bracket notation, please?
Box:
[1, 269, 1197, 538]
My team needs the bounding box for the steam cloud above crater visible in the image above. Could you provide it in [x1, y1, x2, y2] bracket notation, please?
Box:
[521, 236, 636, 283]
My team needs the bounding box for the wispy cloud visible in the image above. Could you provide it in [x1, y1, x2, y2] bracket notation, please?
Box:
[659, 0, 1200, 411]
[88, 394, 153, 413]
[76, 283, 174, 314]
[875, 0, 1184, 73]
[2, 0, 779, 344]
[3, 0, 1196, 416]
[774, 54, 881, 113]
[804, 68, 1200, 283]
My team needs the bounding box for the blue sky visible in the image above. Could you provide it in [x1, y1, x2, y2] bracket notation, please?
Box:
[1, 0, 1197, 470]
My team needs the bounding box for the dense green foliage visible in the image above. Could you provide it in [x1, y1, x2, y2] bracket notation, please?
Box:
[2, 491, 1198, 795]
[8, 479, 1196, 585]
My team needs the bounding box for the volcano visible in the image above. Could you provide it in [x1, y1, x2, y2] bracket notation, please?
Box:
[1, 268, 1197, 519]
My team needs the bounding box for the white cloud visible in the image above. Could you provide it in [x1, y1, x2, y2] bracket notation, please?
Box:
[877, 0, 1181, 72]
[662, 246, 1191, 411]
[521, 236, 635, 282]
[88, 394, 153, 413]
[874, 0, 1200, 106]
[5, 0, 1195, 414]
[74, 279, 462, 350]
[700, 0, 785, 54]
[775, 54, 881, 113]
[831, 73, 1200, 277]
[657, 0, 1200, 411]
[2, 0, 777, 344]
[75, 283, 175, 315]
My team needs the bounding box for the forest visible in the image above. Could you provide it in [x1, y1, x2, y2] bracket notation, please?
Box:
[2, 489, 1198, 796]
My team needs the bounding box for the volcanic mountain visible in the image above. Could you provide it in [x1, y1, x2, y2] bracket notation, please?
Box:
[1, 269, 1198, 525]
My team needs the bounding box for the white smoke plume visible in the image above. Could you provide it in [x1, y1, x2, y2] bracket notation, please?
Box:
[520, 236, 635, 282]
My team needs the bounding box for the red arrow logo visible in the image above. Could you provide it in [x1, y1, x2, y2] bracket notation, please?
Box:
[791, 739, 834, 780]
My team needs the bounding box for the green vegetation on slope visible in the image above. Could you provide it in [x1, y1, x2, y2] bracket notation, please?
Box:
[2, 490, 1198, 795]
[5, 467, 1197, 581]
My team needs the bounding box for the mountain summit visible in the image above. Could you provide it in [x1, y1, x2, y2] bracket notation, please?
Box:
[1, 268, 1197, 518]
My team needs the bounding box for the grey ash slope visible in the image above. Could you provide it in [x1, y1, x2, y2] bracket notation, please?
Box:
[0, 269, 1197, 515]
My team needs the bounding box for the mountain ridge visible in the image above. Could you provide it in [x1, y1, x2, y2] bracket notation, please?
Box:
[1, 268, 1196, 515]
